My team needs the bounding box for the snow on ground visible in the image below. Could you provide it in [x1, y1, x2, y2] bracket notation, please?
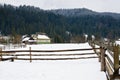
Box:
[5, 43, 92, 51]
[0, 59, 106, 80]
[0, 42, 107, 80]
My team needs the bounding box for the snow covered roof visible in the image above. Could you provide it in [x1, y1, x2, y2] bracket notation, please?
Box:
[22, 37, 36, 43]
[22, 37, 30, 42]
[37, 35, 50, 39]
[22, 35, 28, 39]
[115, 40, 120, 45]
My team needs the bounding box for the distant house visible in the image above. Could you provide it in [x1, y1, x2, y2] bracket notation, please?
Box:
[22, 37, 36, 44]
[36, 34, 51, 44]
[22, 33, 51, 44]
[115, 39, 120, 45]
[22, 37, 29, 44]
[32, 33, 51, 44]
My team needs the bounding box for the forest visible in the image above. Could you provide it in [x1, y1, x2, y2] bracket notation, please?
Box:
[0, 4, 120, 43]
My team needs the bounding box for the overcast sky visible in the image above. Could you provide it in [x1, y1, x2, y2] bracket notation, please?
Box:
[0, 0, 120, 13]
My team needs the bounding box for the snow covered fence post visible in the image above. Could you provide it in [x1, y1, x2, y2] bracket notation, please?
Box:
[30, 47, 32, 63]
[101, 47, 106, 71]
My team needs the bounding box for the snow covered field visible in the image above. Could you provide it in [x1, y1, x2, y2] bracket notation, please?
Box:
[0, 43, 107, 80]
[0, 59, 106, 80]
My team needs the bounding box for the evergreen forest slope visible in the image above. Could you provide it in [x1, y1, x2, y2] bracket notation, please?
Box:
[0, 4, 120, 42]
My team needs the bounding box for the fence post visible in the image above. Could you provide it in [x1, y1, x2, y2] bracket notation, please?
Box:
[30, 47, 32, 63]
[113, 45, 119, 75]
[101, 47, 106, 71]
[93, 42, 96, 53]
[99, 46, 102, 62]
[11, 57, 14, 62]
[0, 48, 2, 61]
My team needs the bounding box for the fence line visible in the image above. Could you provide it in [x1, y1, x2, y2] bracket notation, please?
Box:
[0, 47, 97, 62]
[90, 41, 120, 80]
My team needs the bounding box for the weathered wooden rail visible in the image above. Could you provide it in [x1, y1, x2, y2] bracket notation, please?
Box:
[1, 48, 99, 53]
[1, 53, 95, 56]
[90, 41, 120, 80]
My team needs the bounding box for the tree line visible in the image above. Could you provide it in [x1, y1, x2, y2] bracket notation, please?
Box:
[0, 4, 120, 43]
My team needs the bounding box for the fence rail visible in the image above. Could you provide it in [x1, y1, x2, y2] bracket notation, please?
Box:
[16, 56, 98, 60]
[0, 53, 95, 56]
[1, 48, 99, 53]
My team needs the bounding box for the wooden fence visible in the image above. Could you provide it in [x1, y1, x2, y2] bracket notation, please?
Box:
[1, 42, 120, 80]
[90, 41, 120, 80]
[0, 47, 98, 62]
